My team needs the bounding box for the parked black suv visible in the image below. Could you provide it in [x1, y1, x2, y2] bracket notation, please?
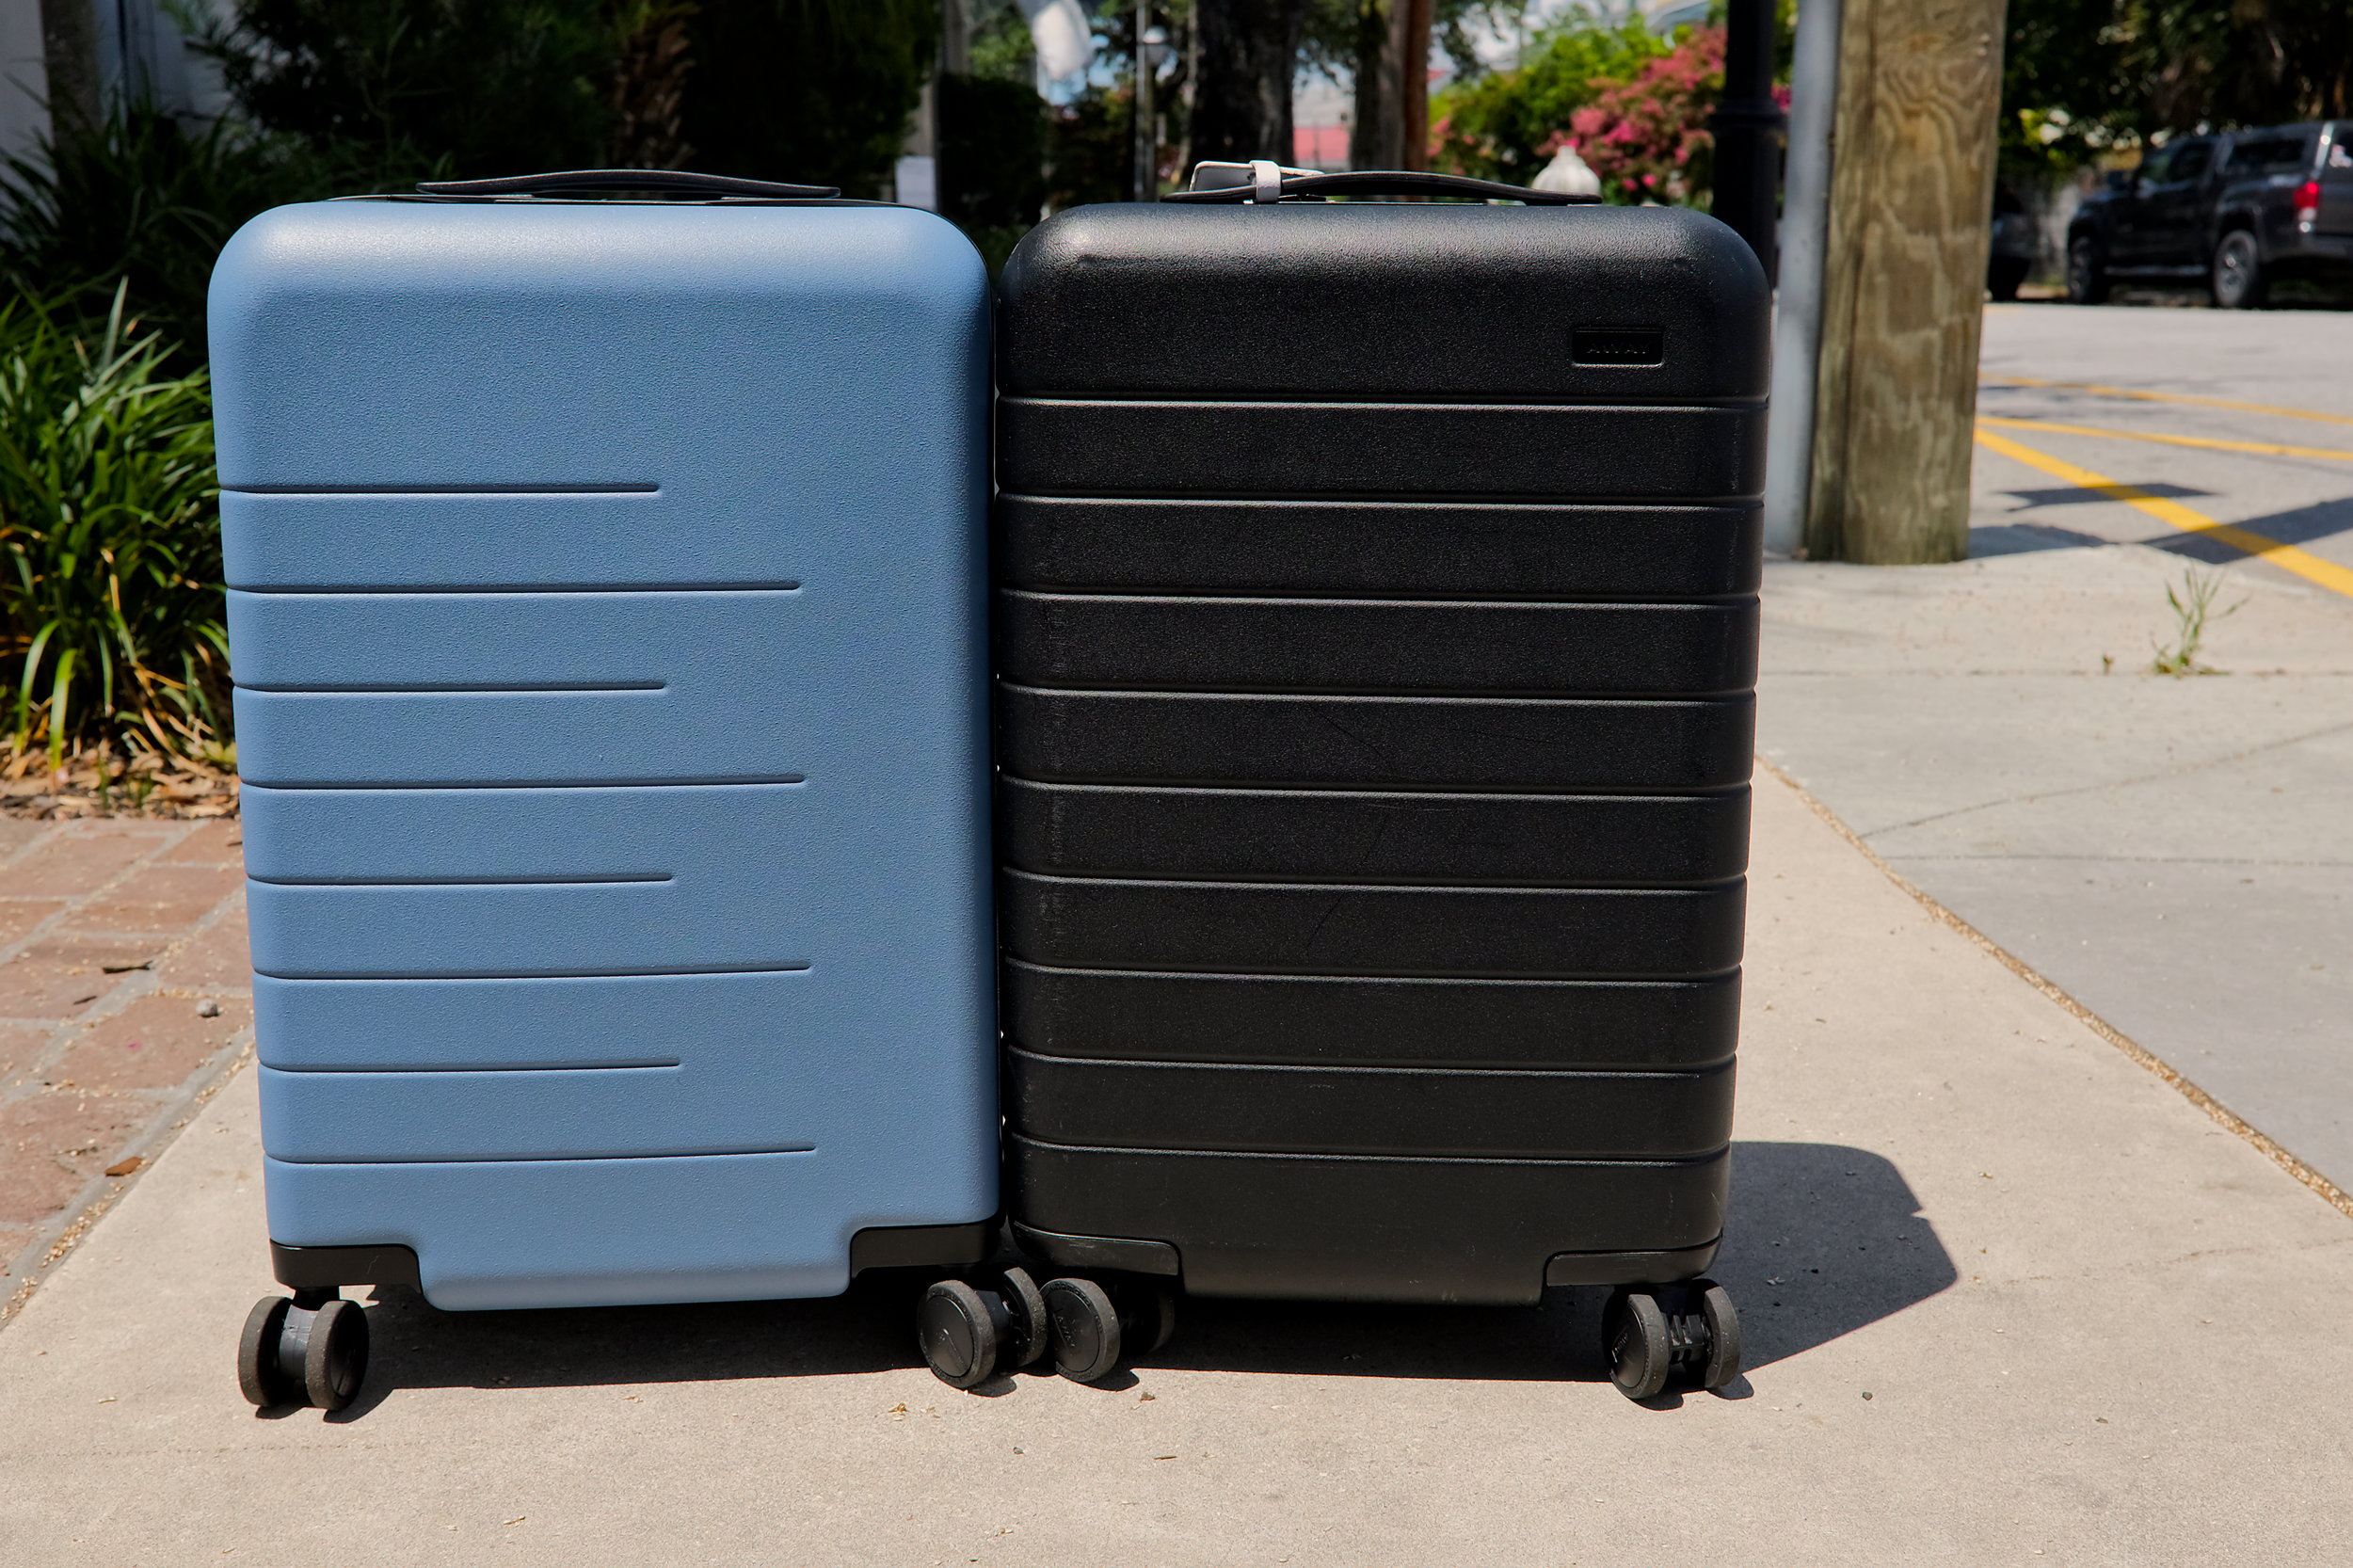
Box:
[2066, 120, 2353, 307]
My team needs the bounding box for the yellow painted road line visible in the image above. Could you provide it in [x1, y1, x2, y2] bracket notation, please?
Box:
[1972, 424, 2353, 601]
[1977, 414, 2353, 463]
[1980, 376, 2353, 430]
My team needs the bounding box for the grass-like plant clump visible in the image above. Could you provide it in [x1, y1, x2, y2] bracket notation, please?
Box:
[2149, 565, 2245, 677]
[0, 282, 226, 779]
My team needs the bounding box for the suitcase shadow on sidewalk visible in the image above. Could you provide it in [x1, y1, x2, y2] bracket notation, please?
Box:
[315, 1144, 1953, 1416]
[1128, 1142, 1955, 1392]
[1707, 1141, 1958, 1373]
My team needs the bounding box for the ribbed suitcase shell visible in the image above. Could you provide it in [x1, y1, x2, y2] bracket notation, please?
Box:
[993, 200, 1766, 1304]
[212, 198, 995, 1309]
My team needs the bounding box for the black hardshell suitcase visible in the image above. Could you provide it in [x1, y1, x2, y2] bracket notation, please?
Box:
[992, 168, 1765, 1397]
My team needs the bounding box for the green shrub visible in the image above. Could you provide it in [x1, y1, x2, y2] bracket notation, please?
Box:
[0, 103, 410, 366]
[941, 72, 1046, 232]
[1431, 16, 1673, 184]
[203, 0, 620, 179]
[0, 284, 225, 774]
[684, 0, 937, 197]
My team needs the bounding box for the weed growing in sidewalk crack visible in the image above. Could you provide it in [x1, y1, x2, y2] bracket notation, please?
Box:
[2149, 567, 2244, 676]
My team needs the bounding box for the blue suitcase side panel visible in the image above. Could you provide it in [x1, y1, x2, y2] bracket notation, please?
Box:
[262, 1149, 986, 1309]
[213, 201, 997, 1305]
[242, 782, 817, 976]
[228, 588, 815, 786]
[219, 489, 769, 592]
[253, 992, 997, 1163]
[253, 971, 798, 1070]
[209, 202, 985, 497]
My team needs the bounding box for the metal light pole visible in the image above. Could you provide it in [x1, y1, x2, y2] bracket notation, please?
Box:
[1762, 0, 1845, 556]
[1709, 0, 1786, 280]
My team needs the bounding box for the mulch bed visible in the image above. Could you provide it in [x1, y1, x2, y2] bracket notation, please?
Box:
[1, 749, 239, 820]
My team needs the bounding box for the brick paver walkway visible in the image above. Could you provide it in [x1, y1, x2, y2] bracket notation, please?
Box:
[0, 818, 249, 1314]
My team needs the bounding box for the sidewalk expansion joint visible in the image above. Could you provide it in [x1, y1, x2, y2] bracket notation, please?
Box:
[1756, 754, 2353, 1225]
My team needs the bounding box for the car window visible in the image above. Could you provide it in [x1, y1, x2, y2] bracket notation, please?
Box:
[2329, 135, 2353, 176]
[2169, 142, 2214, 182]
[2136, 145, 2176, 184]
[2235, 135, 2318, 176]
[2226, 138, 2278, 173]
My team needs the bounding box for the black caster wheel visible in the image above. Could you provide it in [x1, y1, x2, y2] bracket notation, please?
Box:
[302, 1298, 369, 1410]
[1696, 1279, 1742, 1390]
[994, 1264, 1050, 1368]
[238, 1290, 369, 1411]
[1604, 1288, 1673, 1401]
[237, 1295, 296, 1407]
[918, 1278, 1008, 1389]
[1042, 1276, 1123, 1384]
[1041, 1276, 1176, 1383]
[1604, 1279, 1742, 1401]
[1129, 1280, 1177, 1355]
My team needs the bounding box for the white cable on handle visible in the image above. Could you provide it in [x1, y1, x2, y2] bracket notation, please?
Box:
[1249, 160, 1283, 205]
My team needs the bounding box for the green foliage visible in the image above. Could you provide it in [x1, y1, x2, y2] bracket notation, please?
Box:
[1303, 0, 1530, 89]
[2002, 0, 2353, 177]
[1430, 15, 1673, 184]
[941, 2, 1052, 262]
[202, 0, 621, 178]
[942, 72, 1047, 230]
[0, 104, 399, 368]
[1045, 86, 1133, 214]
[684, 0, 937, 197]
[0, 285, 225, 771]
[966, 0, 1040, 83]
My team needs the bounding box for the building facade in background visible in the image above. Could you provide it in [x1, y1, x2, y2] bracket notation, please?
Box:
[4, 0, 229, 162]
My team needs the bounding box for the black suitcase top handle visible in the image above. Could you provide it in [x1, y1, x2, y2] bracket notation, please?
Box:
[412, 168, 842, 200]
[1167, 162, 1597, 206]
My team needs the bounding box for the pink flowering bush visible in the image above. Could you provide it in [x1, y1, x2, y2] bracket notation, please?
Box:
[1555, 26, 1725, 205]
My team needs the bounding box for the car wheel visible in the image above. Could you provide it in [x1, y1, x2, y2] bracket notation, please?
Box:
[1988, 256, 2030, 301]
[2211, 230, 2265, 309]
[2065, 236, 2109, 304]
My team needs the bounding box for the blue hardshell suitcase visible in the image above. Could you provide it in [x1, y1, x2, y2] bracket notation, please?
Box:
[210, 174, 997, 1398]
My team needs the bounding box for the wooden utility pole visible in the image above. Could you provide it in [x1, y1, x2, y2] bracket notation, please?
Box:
[1803, 0, 2009, 564]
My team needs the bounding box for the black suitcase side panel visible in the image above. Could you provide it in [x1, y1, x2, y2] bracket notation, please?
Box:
[997, 400, 1768, 501]
[995, 202, 1769, 403]
[1009, 1050, 1736, 1159]
[998, 594, 1760, 696]
[1000, 778, 1752, 885]
[1000, 961, 1741, 1069]
[996, 686, 1756, 791]
[996, 497, 1763, 599]
[1002, 870, 1746, 977]
[1011, 1135, 1731, 1304]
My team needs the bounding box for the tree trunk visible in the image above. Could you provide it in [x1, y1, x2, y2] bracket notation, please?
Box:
[1395, 0, 1431, 170]
[1192, 0, 1302, 165]
[40, 0, 103, 141]
[1350, 0, 1400, 171]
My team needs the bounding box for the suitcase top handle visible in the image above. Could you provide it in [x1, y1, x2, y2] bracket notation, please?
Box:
[1167, 163, 1596, 207]
[413, 169, 842, 201]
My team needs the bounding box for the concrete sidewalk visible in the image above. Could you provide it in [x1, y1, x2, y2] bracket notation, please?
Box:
[3, 769, 2347, 1566]
[1759, 305, 2353, 1196]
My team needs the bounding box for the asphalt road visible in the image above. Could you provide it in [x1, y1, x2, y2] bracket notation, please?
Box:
[1759, 300, 2353, 1195]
